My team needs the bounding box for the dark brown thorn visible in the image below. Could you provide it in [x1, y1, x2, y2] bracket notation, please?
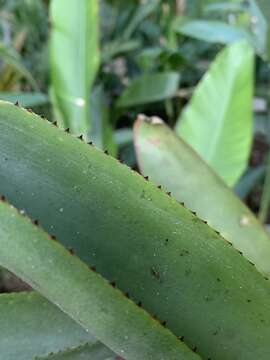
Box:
[157, 185, 162, 189]
[104, 150, 109, 155]
[137, 301, 142, 307]
[90, 265, 96, 272]
[125, 292, 130, 298]
[193, 346, 197, 353]
[33, 219, 39, 226]
[144, 176, 149, 181]
[50, 235, 56, 241]
[161, 320, 166, 327]
[78, 135, 83, 140]
[180, 202, 185, 206]
[15, 101, 19, 106]
[179, 336, 185, 341]
[167, 192, 172, 196]
[65, 128, 70, 133]
[88, 141, 93, 145]
[1, 195, 6, 201]
[110, 281, 116, 287]
[68, 247, 74, 255]
[191, 211, 196, 216]
[41, 114, 45, 119]
[52, 121, 57, 126]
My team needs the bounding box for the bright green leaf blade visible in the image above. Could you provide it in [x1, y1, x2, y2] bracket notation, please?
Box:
[117, 72, 180, 107]
[175, 41, 254, 186]
[50, 0, 99, 136]
[0, 92, 48, 107]
[1, 102, 270, 359]
[134, 116, 270, 278]
[174, 18, 251, 44]
[0, 201, 199, 360]
[0, 292, 95, 360]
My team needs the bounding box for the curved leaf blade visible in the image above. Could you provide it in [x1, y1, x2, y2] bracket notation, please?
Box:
[134, 115, 270, 279]
[0, 200, 199, 360]
[1, 102, 270, 359]
[0, 292, 95, 360]
[175, 41, 254, 186]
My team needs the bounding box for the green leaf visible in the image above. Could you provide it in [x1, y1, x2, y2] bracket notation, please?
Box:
[0, 43, 39, 90]
[0, 292, 97, 360]
[1, 101, 270, 359]
[50, 0, 100, 137]
[89, 85, 117, 155]
[0, 92, 48, 107]
[175, 41, 254, 186]
[0, 200, 198, 360]
[174, 17, 251, 44]
[173, 17, 252, 44]
[35, 343, 114, 360]
[134, 115, 270, 278]
[117, 72, 180, 108]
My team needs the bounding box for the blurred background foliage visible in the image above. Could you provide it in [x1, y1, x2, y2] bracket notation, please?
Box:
[0, 0, 270, 230]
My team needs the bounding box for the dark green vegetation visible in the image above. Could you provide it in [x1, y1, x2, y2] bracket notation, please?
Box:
[1, 1, 270, 359]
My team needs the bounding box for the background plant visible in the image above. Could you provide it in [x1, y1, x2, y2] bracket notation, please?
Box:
[1, 1, 270, 359]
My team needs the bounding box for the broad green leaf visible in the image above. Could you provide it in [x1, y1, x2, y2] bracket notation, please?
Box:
[0, 200, 198, 360]
[174, 18, 251, 44]
[1, 102, 270, 359]
[134, 115, 270, 279]
[175, 41, 254, 186]
[0, 92, 48, 107]
[0, 292, 96, 360]
[50, 0, 100, 137]
[117, 72, 180, 107]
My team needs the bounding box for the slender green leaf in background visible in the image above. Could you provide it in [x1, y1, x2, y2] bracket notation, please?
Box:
[0, 92, 48, 107]
[175, 41, 254, 186]
[235, 166, 265, 199]
[174, 18, 251, 45]
[89, 85, 116, 155]
[123, 0, 160, 40]
[117, 72, 180, 107]
[50, 0, 100, 137]
[0, 43, 39, 90]
[0, 292, 97, 360]
[1, 102, 270, 359]
[250, 0, 270, 59]
[134, 116, 270, 278]
[0, 200, 198, 360]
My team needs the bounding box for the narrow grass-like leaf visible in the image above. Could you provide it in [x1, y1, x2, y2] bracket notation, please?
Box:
[175, 41, 254, 186]
[0, 200, 198, 360]
[1, 102, 270, 359]
[50, 0, 99, 136]
[117, 72, 180, 107]
[134, 115, 270, 279]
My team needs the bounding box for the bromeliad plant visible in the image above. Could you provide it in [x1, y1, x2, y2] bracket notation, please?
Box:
[1, 101, 270, 360]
